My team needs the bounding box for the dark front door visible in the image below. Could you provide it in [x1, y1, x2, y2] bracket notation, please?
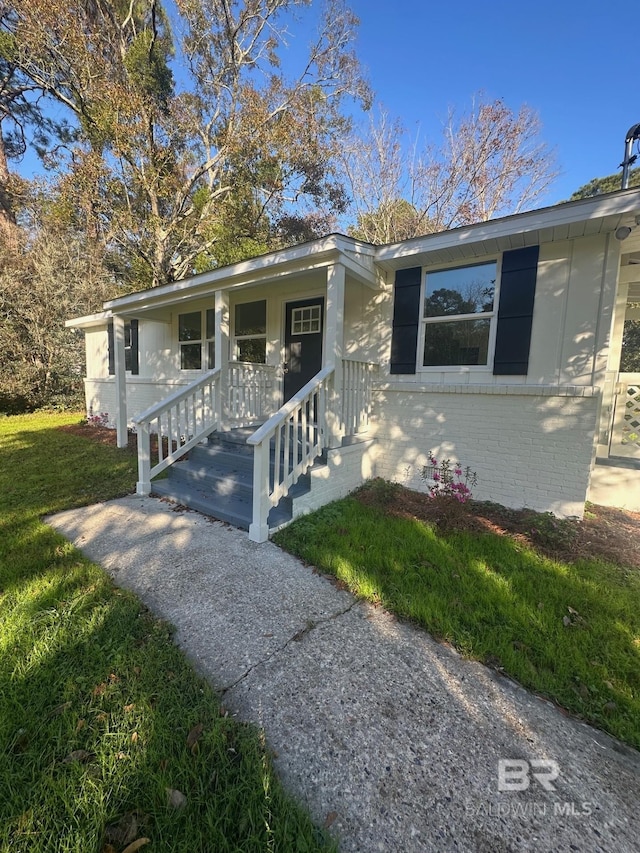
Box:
[283, 297, 324, 402]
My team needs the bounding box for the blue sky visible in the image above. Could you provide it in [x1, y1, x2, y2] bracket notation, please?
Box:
[347, 0, 637, 203]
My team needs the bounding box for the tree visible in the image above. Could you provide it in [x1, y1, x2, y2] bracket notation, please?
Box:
[343, 97, 558, 244]
[2, 0, 369, 287]
[0, 202, 117, 412]
[621, 320, 640, 373]
[569, 168, 640, 200]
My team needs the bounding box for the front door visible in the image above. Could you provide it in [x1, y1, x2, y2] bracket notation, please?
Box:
[283, 297, 324, 402]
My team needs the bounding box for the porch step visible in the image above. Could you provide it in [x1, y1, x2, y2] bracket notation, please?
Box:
[151, 426, 321, 531]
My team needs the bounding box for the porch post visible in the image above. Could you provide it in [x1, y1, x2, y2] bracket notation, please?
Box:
[215, 290, 230, 430]
[113, 314, 128, 448]
[325, 262, 345, 448]
[595, 236, 624, 452]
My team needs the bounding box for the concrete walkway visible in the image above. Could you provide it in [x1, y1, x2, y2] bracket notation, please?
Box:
[48, 495, 640, 853]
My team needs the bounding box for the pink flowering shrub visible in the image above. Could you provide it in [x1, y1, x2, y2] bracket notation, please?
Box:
[422, 456, 478, 504]
[87, 411, 110, 427]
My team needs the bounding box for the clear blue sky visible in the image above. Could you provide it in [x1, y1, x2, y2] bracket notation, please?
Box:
[348, 0, 638, 202]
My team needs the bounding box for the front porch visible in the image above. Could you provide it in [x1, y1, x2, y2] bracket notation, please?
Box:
[133, 357, 378, 541]
[101, 240, 382, 541]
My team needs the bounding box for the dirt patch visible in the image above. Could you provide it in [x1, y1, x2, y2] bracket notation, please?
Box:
[57, 421, 172, 459]
[356, 479, 640, 570]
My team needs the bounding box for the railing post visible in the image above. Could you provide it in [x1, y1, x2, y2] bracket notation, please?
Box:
[249, 440, 271, 543]
[325, 262, 345, 448]
[136, 422, 152, 495]
[215, 290, 230, 429]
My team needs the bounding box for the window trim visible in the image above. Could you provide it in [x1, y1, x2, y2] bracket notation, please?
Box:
[417, 257, 502, 373]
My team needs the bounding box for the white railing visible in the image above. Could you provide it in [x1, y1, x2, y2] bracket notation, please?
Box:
[341, 358, 378, 436]
[247, 365, 334, 542]
[228, 361, 278, 424]
[135, 369, 221, 495]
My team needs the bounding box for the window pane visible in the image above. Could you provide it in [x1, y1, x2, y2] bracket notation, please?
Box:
[181, 342, 202, 369]
[424, 262, 496, 318]
[179, 311, 201, 341]
[237, 338, 266, 364]
[423, 319, 491, 366]
[236, 300, 266, 336]
[124, 322, 132, 372]
[207, 341, 216, 370]
[206, 308, 216, 340]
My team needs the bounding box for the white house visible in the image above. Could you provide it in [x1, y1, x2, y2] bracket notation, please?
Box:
[67, 188, 640, 541]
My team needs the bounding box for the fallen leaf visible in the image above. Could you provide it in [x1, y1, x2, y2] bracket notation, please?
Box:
[186, 723, 204, 753]
[63, 749, 94, 764]
[93, 683, 107, 697]
[166, 788, 187, 809]
[133, 666, 141, 676]
[324, 811, 338, 828]
[605, 680, 614, 690]
[567, 606, 579, 616]
[76, 719, 86, 732]
[131, 732, 139, 744]
[105, 812, 138, 846]
[101, 845, 117, 853]
[121, 839, 150, 853]
[124, 704, 135, 713]
[562, 615, 572, 627]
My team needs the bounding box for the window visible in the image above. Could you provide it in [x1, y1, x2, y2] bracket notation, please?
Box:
[291, 304, 321, 334]
[179, 311, 202, 369]
[108, 320, 138, 375]
[234, 300, 267, 363]
[421, 261, 497, 367]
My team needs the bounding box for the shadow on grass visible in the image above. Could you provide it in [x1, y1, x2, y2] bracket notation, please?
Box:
[0, 532, 335, 853]
[274, 497, 640, 750]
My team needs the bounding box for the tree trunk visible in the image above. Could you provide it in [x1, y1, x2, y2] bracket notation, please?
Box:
[0, 128, 19, 251]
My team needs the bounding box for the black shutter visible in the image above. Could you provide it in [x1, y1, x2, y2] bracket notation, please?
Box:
[493, 246, 539, 375]
[107, 321, 115, 375]
[130, 319, 139, 375]
[390, 267, 422, 374]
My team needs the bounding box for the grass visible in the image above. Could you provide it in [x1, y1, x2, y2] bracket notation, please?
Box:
[273, 487, 640, 751]
[0, 412, 335, 853]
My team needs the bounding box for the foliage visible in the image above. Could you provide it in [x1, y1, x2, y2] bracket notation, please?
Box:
[344, 97, 558, 244]
[422, 455, 477, 503]
[275, 494, 640, 749]
[0, 411, 335, 852]
[621, 319, 640, 373]
[0, 218, 118, 412]
[2, 0, 369, 287]
[569, 167, 640, 200]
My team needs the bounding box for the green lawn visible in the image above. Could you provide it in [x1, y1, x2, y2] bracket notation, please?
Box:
[0, 412, 334, 853]
[274, 490, 640, 750]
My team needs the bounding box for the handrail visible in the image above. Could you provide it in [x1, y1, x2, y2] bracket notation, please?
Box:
[135, 367, 221, 425]
[247, 365, 335, 542]
[247, 364, 335, 446]
[135, 368, 221, 495]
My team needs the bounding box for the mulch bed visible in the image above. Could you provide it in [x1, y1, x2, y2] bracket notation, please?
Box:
[356, 480, 640, 570]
